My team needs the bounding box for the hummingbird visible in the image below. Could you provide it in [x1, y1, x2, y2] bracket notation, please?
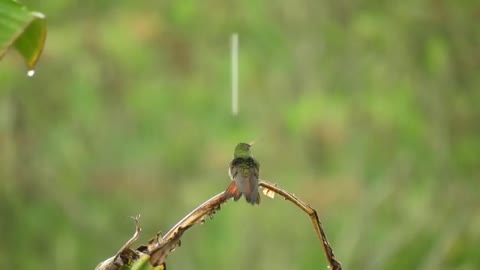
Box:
[223, 142, 260, 205]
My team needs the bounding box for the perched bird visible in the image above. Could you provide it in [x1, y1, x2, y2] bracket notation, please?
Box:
[224, 142, 260, 205]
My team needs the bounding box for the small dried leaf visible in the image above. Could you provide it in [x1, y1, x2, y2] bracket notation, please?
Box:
[95, 216, 142, 270]
[262, 187, 275, 198]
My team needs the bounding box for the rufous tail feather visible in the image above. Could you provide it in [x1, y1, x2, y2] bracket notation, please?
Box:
[224, 181, 242, 201]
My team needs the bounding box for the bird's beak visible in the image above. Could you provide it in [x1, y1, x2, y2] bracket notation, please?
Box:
[248, 140, 255, 147]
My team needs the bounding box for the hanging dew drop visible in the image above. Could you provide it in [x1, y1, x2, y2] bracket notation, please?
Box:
[27, 70, 35, 77]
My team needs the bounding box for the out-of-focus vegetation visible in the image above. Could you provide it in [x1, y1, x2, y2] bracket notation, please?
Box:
[1, 1, 479, 270]
[0, 0, 46, 70]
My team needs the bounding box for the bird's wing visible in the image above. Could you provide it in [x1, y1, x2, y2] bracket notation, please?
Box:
[253, 158, 260, 178]
[245, 158, 260, 204]
[228, 160, 237, 180]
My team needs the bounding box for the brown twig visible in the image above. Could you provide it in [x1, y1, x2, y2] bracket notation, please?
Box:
[259, 180, 342, 270]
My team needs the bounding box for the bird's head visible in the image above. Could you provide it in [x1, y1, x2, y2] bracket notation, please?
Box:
[233, 142, 253, 158]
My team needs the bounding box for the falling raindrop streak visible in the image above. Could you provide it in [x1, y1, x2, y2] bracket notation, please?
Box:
[27, 70, 35, 77]
[231, 33, 239, 115]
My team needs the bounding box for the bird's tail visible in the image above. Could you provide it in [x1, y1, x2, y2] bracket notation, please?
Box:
[224, 181, 242, 201]
[244, 184, 260, 205]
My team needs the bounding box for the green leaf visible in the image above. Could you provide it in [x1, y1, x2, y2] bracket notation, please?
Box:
[0, 0, 47, 70]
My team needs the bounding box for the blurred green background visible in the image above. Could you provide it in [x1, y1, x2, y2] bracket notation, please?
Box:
[1, 1, 479, 269]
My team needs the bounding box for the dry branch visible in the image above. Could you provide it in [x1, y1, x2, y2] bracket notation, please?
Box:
[259, 180, 342, 270]
[95, 181, 341, 270]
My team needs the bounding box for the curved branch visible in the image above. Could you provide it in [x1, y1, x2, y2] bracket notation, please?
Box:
[259, 180, 342, 270]
[148, 192, 227, 266]
[132, 181, 342, 269]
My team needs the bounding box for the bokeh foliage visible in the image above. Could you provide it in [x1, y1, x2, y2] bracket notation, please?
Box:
[0, 1, 479, 270]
